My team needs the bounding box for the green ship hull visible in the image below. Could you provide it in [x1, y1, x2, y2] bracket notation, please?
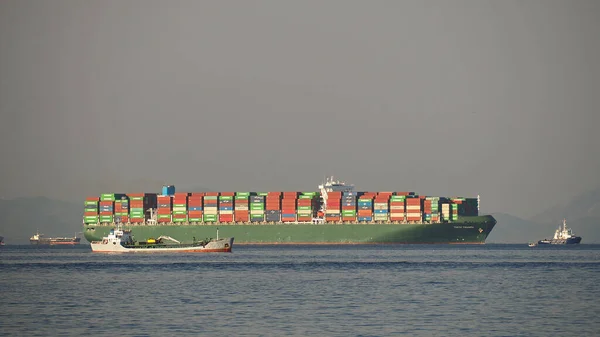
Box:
[83, 215, 496, 244]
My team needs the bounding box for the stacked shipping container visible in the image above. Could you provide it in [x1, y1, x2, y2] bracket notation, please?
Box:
[219, 193, 234, 222]
[203, 195, 218, 222]
[235, 193, 250, 222]
[342, 192, 356, 222]
[325, 191, 341, 222]
[188, 193, 203, 222]
[297, 193, 316, 222]
[282, 192, 297, 222]
[389, 195, 405, 221]
[357, 193, 374, 222]
[83, 197, 99, 224]
[85, 186, 479, 224]
[114, 198, 129, 223]
[250, 195, 265, 222]
[157, 195, 172, 223]
[172, 192, 188, 223]
[374, 192, 392, 222]
[406, 196, 421, 222]
[266, 192, 281, 222]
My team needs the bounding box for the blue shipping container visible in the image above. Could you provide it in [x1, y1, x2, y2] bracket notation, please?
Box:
[161, 185, 175, 196]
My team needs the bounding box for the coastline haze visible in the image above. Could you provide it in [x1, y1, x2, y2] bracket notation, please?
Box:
[1, 1, 599, 218]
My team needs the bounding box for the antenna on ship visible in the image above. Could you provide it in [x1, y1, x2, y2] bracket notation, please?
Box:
[477, 194, 480, 212]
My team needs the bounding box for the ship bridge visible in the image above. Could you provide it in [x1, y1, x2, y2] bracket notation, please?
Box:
[318, 176, 355, 211]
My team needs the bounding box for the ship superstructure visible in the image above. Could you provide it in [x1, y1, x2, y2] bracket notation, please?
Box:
[538, 219, 582, 245]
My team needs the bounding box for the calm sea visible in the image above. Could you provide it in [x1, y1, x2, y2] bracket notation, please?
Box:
[1, 244, 599, 337]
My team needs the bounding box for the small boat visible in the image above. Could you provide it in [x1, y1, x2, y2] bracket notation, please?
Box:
[91, 227, 233, 253]
[30, 232, 80, 245]
[537, 219, 582, 245]
[528, 242, 537, 247]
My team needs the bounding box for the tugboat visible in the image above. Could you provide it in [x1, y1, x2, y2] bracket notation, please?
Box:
[537, 219, 582, 245]
[90, 227, 233, 253]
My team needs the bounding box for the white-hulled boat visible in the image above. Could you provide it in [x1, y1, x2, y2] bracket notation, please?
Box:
[91, 227, 233, 253]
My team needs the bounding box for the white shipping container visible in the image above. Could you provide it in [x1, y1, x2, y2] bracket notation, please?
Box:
[390, 206, 404, 210]
[204, 209, 218, 215]
[219, 210, 233, 215]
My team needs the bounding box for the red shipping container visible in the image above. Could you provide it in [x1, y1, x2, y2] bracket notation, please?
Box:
[84, 211, 98, 216]
[156, 208, 171, 215]
[86, 197, 99, 201]
[130, 217, 145, 223]
[204, 192, 219, 196]
[219, 214, 234, 222]
[158, 218, 171, 223]
[191, 192, 205, 197]
[173, 192, 189, 198]
[220, 192, 235, 196]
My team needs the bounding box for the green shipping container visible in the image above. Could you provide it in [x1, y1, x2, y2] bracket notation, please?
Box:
[236, 192, 250, 197]
[257, 192, 268, 196]
[297, 206, 312, 210]
[157, 214, 171, 219]
[173, 218, 187, 222]
[204, 196, 218, 200]
[172, 210, 187, 215]
[189, 218, 202, 222]
[235, 196, 249, 200]
[203, 215, 217, 221]
[219, 196, 233, 201]
[85, 201, 98, 206]
[251, 204, 265, 210]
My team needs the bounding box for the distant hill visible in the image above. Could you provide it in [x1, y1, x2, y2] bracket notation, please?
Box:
[486, 213, 546, 243]
[0, 197, 82, 244]
[530, 187, 600, 224]
[526, 186, 600, 243]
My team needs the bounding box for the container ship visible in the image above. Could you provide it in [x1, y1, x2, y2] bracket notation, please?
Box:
[30, 232, 81, 245]
[82, 177, 496, 244]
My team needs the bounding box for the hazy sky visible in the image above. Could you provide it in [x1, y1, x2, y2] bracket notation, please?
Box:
[1, 0, 599, 218]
